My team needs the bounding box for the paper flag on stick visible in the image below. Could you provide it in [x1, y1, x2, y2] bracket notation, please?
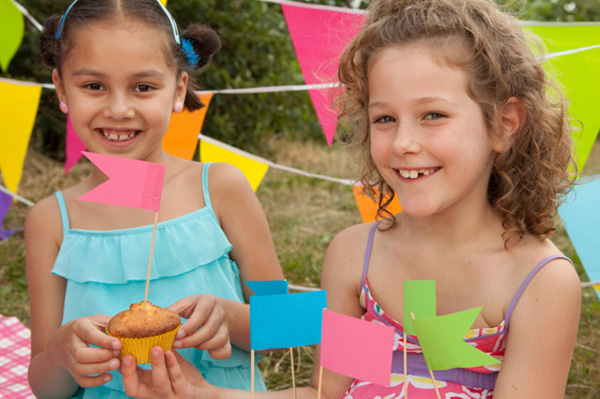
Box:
[200, 136, 269, 192]
[0, 81, 42, 194]
[78, 152, 165, 212]
[353, 185, 402, 223]
[558, 175, 600, 300]
[163, 92, 214, 160]
[320, 309, 394, 386]
[410, 307, 501, 371]
[246, 280, 289, 296]
[403, 281, 436, 336]
[0, 0, 24, 72]
[250, 290, 326, 350]
[65, 114, 86, 174]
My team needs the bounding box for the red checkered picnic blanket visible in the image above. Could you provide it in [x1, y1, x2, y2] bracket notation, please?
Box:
[0, 315, 35, 398]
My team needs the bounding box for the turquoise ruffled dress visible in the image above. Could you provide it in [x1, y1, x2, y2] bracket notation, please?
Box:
[51, 163, 266, 399]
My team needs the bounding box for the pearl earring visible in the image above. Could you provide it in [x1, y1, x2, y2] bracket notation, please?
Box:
[59, 102, 69, 114]
[173, 102, 183, 114]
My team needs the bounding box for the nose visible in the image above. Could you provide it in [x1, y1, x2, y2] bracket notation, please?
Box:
[390, 122, 420, 156]
[103, 92, 135, 120]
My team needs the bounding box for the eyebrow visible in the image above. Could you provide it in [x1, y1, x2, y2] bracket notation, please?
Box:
[368, 96, 460, 109]
[71, 69, 168, 81]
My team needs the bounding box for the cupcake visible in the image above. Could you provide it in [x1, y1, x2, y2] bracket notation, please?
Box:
[107, 301, 181, 364]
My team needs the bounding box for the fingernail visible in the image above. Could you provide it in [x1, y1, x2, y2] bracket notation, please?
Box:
[151, 347, 161, 358]
[176, 329, 186, 339]
[172, 341, 182, 349]
[109, 359, 119, 370]
[112, 340, 121, 350]
[113, 350, 121, 357]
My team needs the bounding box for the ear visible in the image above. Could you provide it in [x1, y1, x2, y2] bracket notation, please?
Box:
[493, 97, 526, 153]
[175, 71, 189, 104]
[52, 69, 67, 105]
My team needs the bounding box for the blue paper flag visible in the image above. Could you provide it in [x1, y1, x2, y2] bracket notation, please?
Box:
[246, 280, 289, 296]
[558, 175, 600, 299]
[250, 290, 327, 350]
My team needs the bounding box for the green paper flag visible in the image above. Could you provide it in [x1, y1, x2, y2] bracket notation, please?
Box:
[524, 24, 600, 171]
[403, 280, 436, 336]
[0, 0, 25, 72]
[411, 307, 501, 371]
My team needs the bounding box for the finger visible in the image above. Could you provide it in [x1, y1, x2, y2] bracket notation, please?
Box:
[150, 346, 176, 395]
[175, 313, 226, 349]
[76, 319, 122, 352]
[120, 354, 151, 398]
[207, 342, 232, 360]
[164, 350, 189, 395]
[74, 346, 120, 364]
[74, 372, 114, 388]
[70, 357, 120, 381]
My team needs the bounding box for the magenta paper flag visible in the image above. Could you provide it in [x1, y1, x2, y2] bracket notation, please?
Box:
[65, 114, 86, 173]
[78, 152, 165, 212]
[281, 4, 365, 145]
[320, 309, 394, 386]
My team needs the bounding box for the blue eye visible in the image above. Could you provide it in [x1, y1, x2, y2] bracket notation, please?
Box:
[424, 112, 445, 120]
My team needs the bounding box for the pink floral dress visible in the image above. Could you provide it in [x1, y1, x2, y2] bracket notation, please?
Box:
[339, 222, 570, 399]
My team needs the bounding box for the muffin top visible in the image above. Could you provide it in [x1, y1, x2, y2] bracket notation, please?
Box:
[107, 301, 181, 338]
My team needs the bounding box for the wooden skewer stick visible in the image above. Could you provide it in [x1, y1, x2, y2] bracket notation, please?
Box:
[403, 332, 408, 399]
[410, 313, 441, 399]
[251, 350, 255, 399]
[317, 365, 324, 399]
[143, 212, 160, 303]
[290, 348, 297, 399]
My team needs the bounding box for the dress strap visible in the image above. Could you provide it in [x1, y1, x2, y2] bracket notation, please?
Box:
[360, 222, 379, 293]
[54, 191, 70, 236]
[201, 162, 216, 218]
[504, 254, 572, 330]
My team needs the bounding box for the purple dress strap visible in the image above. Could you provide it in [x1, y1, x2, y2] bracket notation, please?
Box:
[503, 254, 572, 331]
[360, 222, 379, 293]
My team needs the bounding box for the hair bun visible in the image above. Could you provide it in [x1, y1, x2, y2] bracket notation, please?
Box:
[180, 23, 221, 69]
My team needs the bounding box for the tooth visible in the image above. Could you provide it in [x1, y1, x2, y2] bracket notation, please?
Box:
[409, 170, 418, 179]
[423, 170, 430, 176]
[399, 170, 409, 178]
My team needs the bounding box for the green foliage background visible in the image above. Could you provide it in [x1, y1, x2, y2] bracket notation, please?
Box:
[1, 0, 598, 158]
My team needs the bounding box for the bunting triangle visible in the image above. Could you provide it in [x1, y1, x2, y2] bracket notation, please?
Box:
[281, 4, 365, 146]
[65, 114, 86, 174]
[352, 184, 402, 223]
[163, 92, 214, 160]
[199, 137, 269, 192]
[0, 81, 42, 194]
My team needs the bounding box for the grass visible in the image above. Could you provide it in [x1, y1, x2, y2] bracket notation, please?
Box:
[1, 137, 599, 397]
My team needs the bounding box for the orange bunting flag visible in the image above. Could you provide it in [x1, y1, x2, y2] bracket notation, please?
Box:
[199, 136, 269, 192]
[352, 184, 402, 223]
[163, 92, 214, 160]
[78, 152, 165, 212]
[0, 81, 42, 194]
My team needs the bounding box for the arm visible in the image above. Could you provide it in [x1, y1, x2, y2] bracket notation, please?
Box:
[493, 257, 581, 398]
[26, 197, 122, 398]
[172, 163, 284, 353]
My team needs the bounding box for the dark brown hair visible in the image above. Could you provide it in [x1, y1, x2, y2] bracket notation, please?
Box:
[40, 0, 221, 111]
[335, 0, 577, 243]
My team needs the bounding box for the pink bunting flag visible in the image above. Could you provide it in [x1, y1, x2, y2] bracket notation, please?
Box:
[78, 152, 165, 212]
[65, 114, 86, 174]
[320, 309, 394, 386]
[281, 4, 365, 146]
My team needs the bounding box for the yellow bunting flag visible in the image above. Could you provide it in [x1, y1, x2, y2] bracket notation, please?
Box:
[163, 92, 214, 160]
[159, 0, 167, 5]
[0, 0, 24, 72]
[0, 81, 42, 193]
[352, 185, 402, 223]
[200, 137, 269, 192]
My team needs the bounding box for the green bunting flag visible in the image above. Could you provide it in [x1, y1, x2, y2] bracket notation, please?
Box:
[0, 0, 25, 72]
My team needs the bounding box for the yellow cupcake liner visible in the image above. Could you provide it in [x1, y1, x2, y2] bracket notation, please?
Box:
[107, 324, 181, 364]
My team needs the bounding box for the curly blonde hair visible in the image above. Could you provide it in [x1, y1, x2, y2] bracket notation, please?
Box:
[335, 0, 577, 242]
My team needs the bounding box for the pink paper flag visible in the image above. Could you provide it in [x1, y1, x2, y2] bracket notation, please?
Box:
[320, 309, 394, 386]
[281, 4, 365, 146]
[65, 114, 86, 173]
[78, 152, 165, 212]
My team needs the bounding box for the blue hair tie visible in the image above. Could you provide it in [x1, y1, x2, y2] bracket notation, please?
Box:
[181, 38, 200, 68]
[55, 0, 180, 44]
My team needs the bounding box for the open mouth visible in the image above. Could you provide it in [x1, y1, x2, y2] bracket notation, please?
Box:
[99, 129, 140, 142]
[397, 168, 440, 179]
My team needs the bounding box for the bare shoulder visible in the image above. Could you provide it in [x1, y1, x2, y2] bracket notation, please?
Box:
[25, 194, 62, 238]
[205, 162, 250, 192]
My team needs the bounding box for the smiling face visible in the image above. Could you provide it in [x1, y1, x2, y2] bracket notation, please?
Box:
[368, 44, 500, 220]
[53, 20, 188, 162]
